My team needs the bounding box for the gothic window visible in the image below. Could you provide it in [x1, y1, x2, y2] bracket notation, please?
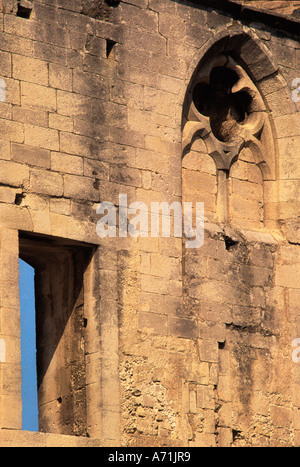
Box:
[182, 53, 275, 229]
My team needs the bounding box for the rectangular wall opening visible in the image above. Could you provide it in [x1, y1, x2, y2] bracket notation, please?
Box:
[19, 232, 95, 437]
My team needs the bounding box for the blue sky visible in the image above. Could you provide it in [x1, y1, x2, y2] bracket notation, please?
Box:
[19, 259, 39, 431]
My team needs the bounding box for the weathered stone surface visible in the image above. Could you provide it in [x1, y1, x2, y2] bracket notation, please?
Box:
[0, 0, 299, 449]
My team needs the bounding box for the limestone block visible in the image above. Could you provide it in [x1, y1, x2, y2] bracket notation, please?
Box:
[13, 54, 49, 86]
[168, 316, 197, 339]
[73, 70, 108, 98]
[13, 107, 49, 128]
[30, 168, 63, 196]
[219, 427, 233, 447]
[189, 432, 216, 447]
[0, 186, 21, 204]
[0, 140, 10, 160]
[109, 165, 142, 188]
[25, 124, 59, 151]
[50, 198, 71, 215]
[199, 339, 219, 363]
[63, 174, 99, 201]
[12, 143, 51, 168]
[270, 405, 292, 429]
[49, 113, 73, 132]
[284, 220, 300, 244]
[49, 63, 73, 92]
[60, 131, 100, 158]
[0, 118, 24, 143]
[0, 159, 29, 187]
[51, 152, 83, 175]
[0, 50, 12, 77]
[218, 375, 232, 402]
[0, 395, 22, 429]
[30, 210, 51, 234]
[199, 321, 226, 343]
[138, 311, 168, 335]
[275, 264, 300, 288]
[21, 82, 57, 112]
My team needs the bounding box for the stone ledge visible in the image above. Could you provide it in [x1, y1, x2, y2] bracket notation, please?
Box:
[185, 0, 300, 36]
[0, 429, 103, 447]
[204, 220, 279, 245]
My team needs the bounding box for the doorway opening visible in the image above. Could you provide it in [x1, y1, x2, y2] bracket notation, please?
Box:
[19, 232, 95, 436]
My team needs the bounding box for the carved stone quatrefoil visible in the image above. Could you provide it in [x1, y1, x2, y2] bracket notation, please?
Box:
[182, 55, 267, 172]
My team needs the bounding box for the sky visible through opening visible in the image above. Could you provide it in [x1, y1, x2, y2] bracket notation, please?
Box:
[19, 258, 39, 431]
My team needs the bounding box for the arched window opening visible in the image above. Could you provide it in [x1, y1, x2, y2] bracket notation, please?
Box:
[182, 51, 276, 229]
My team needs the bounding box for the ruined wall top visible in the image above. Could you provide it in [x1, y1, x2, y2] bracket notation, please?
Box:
[231, 0, 300, 17]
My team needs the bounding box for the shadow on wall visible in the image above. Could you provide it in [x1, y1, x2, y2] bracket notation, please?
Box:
[81, 0, 120, 19]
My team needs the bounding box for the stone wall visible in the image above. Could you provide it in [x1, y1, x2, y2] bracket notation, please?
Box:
[0, 0, 299, 447]
[238, 0, 300, 17]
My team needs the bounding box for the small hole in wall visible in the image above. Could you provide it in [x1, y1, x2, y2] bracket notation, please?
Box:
[15, 193, 25, 205]
[232, 429, 243, 441]
[17, 2, 33, 19]
[106, 39, 117, 59]
[223, 235, 239, 251]
[105, 0, 121, 6]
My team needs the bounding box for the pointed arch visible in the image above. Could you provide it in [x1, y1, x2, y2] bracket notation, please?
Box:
[181, 28, 292, 229]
